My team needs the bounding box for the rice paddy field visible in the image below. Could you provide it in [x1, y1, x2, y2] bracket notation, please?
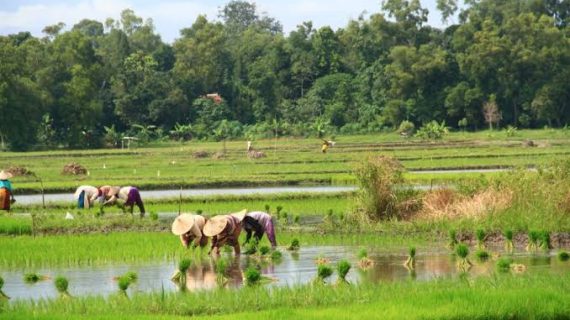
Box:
[2, 129, 570, 319]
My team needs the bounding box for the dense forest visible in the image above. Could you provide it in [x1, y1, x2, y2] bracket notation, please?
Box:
[1, 0, 569, 150]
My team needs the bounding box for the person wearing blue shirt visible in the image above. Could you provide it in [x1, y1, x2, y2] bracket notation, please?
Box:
[0, 171, 15, 211]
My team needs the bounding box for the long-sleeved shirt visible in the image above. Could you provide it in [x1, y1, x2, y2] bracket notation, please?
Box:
[247, 211, 277, 247]
[105, 186, 133, 204]
[0, 180, 13, 193]
[211, 215, 242, 254]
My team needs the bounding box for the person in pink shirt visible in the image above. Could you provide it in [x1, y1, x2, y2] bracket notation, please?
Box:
[242, 211, 277, 248]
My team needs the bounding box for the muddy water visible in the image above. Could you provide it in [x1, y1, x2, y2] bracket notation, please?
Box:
[2, 246, 569, 301]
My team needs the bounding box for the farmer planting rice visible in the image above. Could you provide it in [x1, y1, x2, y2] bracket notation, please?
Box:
[171, 214, 208, 248]
[203, 211, 244, 255]
[236, 211, 277, 249]
[0, 171, 15, 211]
[73, 185, 100, 209]
[104, 186, 146, 217]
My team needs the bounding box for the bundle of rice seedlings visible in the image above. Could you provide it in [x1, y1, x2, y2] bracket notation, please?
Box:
[315, 264, 333, 284]
[271, 250, 283, 261]
[117, 276, 131, 296]
[259, 245, 270, 256]
[475, 249, 490, 261]
[455, 244, 472, 271]
[171, 258, 192, 284]
[538, 231, 550, 251]
[404, 247, 416, 269]
[243, 267, 261, 286]
[0, 276, 10, 300]
[124, 271, 138, 283]
[496, 257, 513, 273]
[23, 273, 48, 284]
[504, 229, 514, 252]
[336, 260, 351, 284]
[287, 239, 300, 251]
[357, 248, 374, 270]
[475, 229, 486, 250]
[526, 231, 540, 252]
[558, 251, 569, 261]
[448, 230, 458, 250]
[243, 242, 258, 255]
[54, 276, 71, 299]
[215, 257, 229, 286]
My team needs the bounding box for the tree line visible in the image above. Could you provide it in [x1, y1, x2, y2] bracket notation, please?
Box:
[1, 0, 569, 150]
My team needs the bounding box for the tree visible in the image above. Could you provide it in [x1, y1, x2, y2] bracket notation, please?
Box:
[483, 95, 501, 130]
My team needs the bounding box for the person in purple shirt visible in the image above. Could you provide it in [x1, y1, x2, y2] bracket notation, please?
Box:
[242, 211, 277, 248]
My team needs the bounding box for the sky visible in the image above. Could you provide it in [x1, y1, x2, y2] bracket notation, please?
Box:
[0, 0, 453, 43]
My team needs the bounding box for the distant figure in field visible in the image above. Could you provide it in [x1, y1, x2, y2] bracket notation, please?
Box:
[104, 186, 146, 217]
[321, 139, 335, 153]
[171, 213, 209, 248]
[247, 141, 266, 159]
[73, 185, 100, 209]
[0, 171, 15, 211]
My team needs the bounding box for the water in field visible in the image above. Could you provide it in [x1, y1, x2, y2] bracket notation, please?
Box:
[2, 245, 569, 301]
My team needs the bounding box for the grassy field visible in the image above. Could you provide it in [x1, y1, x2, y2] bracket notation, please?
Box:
[1, 273, 569, 319]
[2, 129, 570, 193]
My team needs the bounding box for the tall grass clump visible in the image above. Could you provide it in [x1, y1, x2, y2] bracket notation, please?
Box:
[404, 247, 416, 269]
[0, 276, 9, 300]
[558, 251, 569, 261]
[336, 260, 351, 284]
[504, 229, 514, 252]
[351, 156, 405, 222]
[476, 229, 486, 250]
[455, 244, 472, 271]
[54, 276, 71, 299]
[448, 230, 458, 250]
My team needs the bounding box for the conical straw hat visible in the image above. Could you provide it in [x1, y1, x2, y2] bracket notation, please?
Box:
[171, 214, 196, 235]
[203, 215, 229, 237]
[0, 170, 12, 180]
[230, 209, 247, 222]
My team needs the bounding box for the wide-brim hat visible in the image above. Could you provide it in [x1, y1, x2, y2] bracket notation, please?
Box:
[230, 209, 247, 222]
[0, 170, 13, 180]
[203, 215, 229, 237]
[171, 214, 197, 235]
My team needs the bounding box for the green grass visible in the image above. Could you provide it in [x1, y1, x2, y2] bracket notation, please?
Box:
[1, 273, 569, 319]
[3, 130, 570, 193]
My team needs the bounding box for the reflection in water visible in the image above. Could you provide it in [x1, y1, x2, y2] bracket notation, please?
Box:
[1, 246, 569, 302]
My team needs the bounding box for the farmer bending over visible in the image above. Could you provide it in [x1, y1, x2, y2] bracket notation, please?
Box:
[237, 211, 277, 249]
[73, 185, 100, 209]
[171, 214, 208, 248]
[104, 186, 146, 217]
[203, 212, 243, 255]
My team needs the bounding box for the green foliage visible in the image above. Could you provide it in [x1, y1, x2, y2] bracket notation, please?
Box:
[118, 276, 131, 292]
[54, 276, 69, 294]
[505, 125, 518, 137]
[397, 120, 415, 136]
[475, 250, 489, 261]
[23, 273, 41, 284]
[415, 121, 448, 140]
[408, 247, 416, 258]
[448, 230, 458, 249]
[243, 242, 257, 255]
[149, 211, 158, 221]
[455, 244, 469, 259]
[317, 264, 333, 280]
[178, 258, 192, 273]
[124, 271, 138, 283]
[287, 238, 300, 251]
[259, 245, 270, 256]
[496, 258, 513, 272]
[271, 250, 282, 261]
[358, 248, 368, 259]
[558, 251, 570, 261]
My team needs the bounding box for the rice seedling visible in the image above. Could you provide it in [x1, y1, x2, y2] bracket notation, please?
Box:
[243, 242, 258, 255]
[315, 263, 333, 284]
[475, 250, 490, 261]
[171, 258, 192, 285]
[448, 230, 458, 250]
[275, 206, 283, 216]
[475, 229, 486, 250]
[243, 267, 261, 286]
[0, 276, 10, 300]
[270, 250, 282, 261]
[287, 238, 300, 251]
[124, 271, 138, 283]
[455, 243, 472, 271]
[404, 247, 416, 269]
[496, 257, 513, 273]
[281, 212, 289, 225]
[538, 231, 550, 251]
[357, 248, 374, 270]
[214, 257, 230, 286]
[259, 245, 270, 256]
[264, 204, 270, 213]
[149, 211, 158, 221]
[558, 251, 569, 261]
[336, 260, 351, 284]
[23, 273, 48, 284]
[54, 276, 71, 299]
[117, 276, 131, 296]
[504, 229, 514, 252]
[294, 214, 300, 224]
[526, 231, 540, 252]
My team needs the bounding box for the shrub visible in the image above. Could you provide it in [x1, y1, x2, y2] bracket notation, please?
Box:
[397, 120, 415, 137]
[415, 121, 448, 140]
[352, 156, 405, 222]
